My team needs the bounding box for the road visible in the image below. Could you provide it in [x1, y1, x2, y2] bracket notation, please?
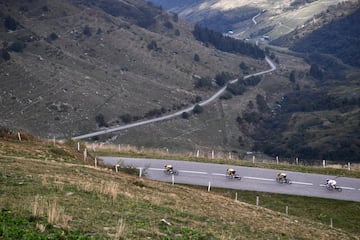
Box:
[72, 57, 276, 140]
[100, 156, 360, 202]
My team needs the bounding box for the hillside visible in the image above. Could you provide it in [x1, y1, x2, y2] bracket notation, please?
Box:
[147, 0, 357, 39]
[1, 0, 360, 163]
[0, 0, 265, 138]
[1, 133, 359, 239]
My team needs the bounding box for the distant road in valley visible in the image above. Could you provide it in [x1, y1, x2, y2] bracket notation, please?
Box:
[72, 57, 276, 140]
[100, 157, 360, 202]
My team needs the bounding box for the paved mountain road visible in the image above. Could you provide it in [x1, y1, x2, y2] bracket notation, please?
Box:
[100, 156, 360, 202]
[72, 57, 276, 140]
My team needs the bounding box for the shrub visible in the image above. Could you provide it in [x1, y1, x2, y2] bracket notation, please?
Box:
[8, 41, 26, 52]
[1, 49, 10, 61]
[119, 114, 132, 124]
[195, 77, 212, 89]
[4, 16, 18, 31]
[47, 32, 58, 42]
[83, 25, 92, 37]
[181, 112, 190, 119]
[193, 53, 200, 62]
[192, 104, 203, 114]
[95, 113, 108, 127]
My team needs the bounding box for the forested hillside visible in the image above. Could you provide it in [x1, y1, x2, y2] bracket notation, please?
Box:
[290, 8, 360, 67]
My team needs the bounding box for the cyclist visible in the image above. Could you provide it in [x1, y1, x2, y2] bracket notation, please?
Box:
[277, 172, 287, 181]
[227, 168, 236, 176]
[326, 179, 337, 189]
[164, 164, 173, 173]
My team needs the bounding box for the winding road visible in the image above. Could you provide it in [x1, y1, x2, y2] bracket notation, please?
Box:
[101, 157, 360, 202]
[72, 57, 276, 140]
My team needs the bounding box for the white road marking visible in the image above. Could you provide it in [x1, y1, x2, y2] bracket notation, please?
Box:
[212, 173, 226, 176]
[244, 176, 275, 182]
[148, 168, 164, 171]
[180, 170, 208, 175]
[291, 181, 313, 186]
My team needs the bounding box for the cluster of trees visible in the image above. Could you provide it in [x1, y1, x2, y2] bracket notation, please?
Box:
[243, 89, 360, 161]
[291, 8, 360, 67]
[192, 24, 265, 59]
[280, 91, 360, 113]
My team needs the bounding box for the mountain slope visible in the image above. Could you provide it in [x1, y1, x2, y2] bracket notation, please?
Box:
[0, 0, 264, 138]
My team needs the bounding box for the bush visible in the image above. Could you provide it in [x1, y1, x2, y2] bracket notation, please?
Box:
[8, 41, 26, 52]
[1, 49, 10, 61]
[226, 82, 246, 95]
[47, 32, 58, 42]
[193, 53, 200, 62]
[95, 113, 108, 127]
[83, 25, 92, 37]
[192, 104, 203, 114]
[120, 114, 132, 123]
[181, 112, 190, 119]
[4, 16, 18, 31]
[195, 77, 212, 89]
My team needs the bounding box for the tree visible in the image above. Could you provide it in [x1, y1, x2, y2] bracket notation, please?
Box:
[8, 41, 26, 52]
[193, 53, 200, 62]
[95, 114, 108, 127]
[192, 104, 203, 114]
[1, 50, 10, 61]
[120, 114, 132, 123]
[83, 25, 92, 37]
[181, 112, 190, 119]
[309, 64, 323, 80]
[4, 16, 18, 31]
[289, 70, 296, 83]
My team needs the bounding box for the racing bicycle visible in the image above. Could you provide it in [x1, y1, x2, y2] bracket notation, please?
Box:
[326, 184, 342, 192]
[226, 172, 241, 180]
[164, 169, 179, 176]
[276, 177, 292, 184]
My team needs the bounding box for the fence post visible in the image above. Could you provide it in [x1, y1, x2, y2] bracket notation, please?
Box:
[83, 148, 87, 162]
[348, 162, 351, 171]
[17, 132, 22, 141]
[276, 156, 279, 164]
[235, 192, 238, 201]
[115, 164, 119, 172]
[229, 152, 232, 159]
[330, 218, 333, 228]
[196, 150, 200, 158]
[285, 206, 288, 216]
[322, 160, 326, 168]
[295, 157, 299, 165]
[252, 155, 255, 164]
[171, 174, 175, 185]
[256, 196, 259, 206]
[94, 157, 97, 168]
[208, 181, 211, 192]
[53, 136, 56, 146]
[139, 168, 142, 177]
[211, 150, 214, 159]
[77, 142, 80, 151]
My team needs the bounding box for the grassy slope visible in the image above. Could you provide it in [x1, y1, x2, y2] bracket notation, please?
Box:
[1, 136, 359, 239]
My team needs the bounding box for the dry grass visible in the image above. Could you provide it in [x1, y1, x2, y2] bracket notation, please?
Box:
[1, 138, 359, 239]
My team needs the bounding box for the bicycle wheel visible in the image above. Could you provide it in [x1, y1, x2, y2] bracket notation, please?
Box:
[172, 170, 179, 176]
[234, 174, 241, 180]
[164, 170, 171, 175]
[285, 179, 292, 184]
[336, 187, 342, 192]
[326, 185, 334, 191]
